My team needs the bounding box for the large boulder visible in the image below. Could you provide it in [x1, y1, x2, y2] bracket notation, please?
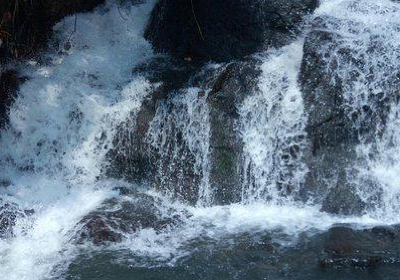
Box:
[107, 56, 263, 205]
[145, 0, 318, 63]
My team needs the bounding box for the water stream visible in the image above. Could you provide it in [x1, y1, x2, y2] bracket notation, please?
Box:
[1, 0, 400, 279]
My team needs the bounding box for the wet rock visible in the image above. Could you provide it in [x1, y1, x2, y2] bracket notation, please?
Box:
[107, 56, 263, 205]
[107, 56, 198, 184]
[298, 16, 398, 207]
[320, 183, 366, 215]
[106, 96, 156, 183]
[132, 55, 200, 96]
[299, 27, 357, 203]
[202, 58, 262, 204]
[320, 225, 400, 268]
[0, 200, 33, 238]
[145, 0, 318, 63]
[0, 69, 25, 128]
[74, 189, 188, 245]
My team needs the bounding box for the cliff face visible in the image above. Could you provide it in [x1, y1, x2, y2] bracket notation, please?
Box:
[0, 0, 104, 62]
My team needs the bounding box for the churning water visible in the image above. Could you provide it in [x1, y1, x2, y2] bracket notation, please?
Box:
[1, 0, 400, 279]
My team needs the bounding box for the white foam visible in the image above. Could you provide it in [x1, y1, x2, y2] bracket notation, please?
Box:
[0, 1, 156, 279]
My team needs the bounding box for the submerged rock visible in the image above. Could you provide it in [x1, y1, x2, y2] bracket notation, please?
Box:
[145, 0, 318, 63]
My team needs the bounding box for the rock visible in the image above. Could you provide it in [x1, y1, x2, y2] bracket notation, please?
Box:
[320, 225, 400, 268]
[106, 96, 156, 184]
[298, 16, 400, 208]
[74, 189, 188, 245]
[0, 69, 25, 128]
[106, 56, 198, 185]
[0, 200, 33, 238]
[107, 56, 263, 205]
[203, 58, 262, 204]
[145, 0, 318, 63]
[320, 183, 366, 215]
[133, 55, 201, 96]
[299, 27, 357, 204]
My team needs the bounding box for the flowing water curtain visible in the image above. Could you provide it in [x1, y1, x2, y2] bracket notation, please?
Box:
[314, 0, 400, 219]
[0, 1, 157, 278]
[239, 41, 308, 204]
[146, 87, 212, 206]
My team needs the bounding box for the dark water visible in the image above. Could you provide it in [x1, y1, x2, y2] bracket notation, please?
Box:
[66, 244, 400, 280]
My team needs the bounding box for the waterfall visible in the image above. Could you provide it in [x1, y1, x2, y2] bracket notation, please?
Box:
[1, 0, 400, 279]
[313, 0, 400, 220]
[239, 41, 307, 204]
[146, 87, 212, 205]
[0, 1, 156, 278]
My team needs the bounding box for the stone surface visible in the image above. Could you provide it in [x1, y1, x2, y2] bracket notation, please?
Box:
[320, 225, 400, 268]
[0, 69, 25, 128]
[145, 0, 318, 63]
[320, 183, 366, 215]
[202, 59, 262, 204]
[74, 188, 188, 245]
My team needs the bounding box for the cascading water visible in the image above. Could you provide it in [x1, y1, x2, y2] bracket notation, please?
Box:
[0, 1, 156, 278]
[239, 41, 307, 203]
[146, 87, 212, 205]
[311, 0, 400, 221]
[2, 0, 400, 279]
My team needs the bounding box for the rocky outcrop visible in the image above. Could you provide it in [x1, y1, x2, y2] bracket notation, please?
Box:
[202, 59, 262, 204]
[145, 0, 318, 63]
[299, 16, 400, 213]
[73, 188, 188, 245]
[300, 27, 357, 205]
[320, 183, 366, 215]
[107, 0, 319, 205]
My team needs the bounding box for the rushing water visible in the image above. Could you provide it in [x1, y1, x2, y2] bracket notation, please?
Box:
[1, 0, 400, 279]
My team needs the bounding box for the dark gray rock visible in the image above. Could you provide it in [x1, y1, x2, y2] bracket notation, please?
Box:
[107, 56, 263, 206]
[145, 0, 318, 63]
[320, 225, 400, 268]
[320, 183, 366, 215]
[203, 59, 262, 204]
[299, 16, 400, 211]
[0, 69, 25, 129]
[106, 56, 198, 185]
[0, 200, 34, 238]
[73, 188, 188, 245]
[106, 95, 157, 184]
